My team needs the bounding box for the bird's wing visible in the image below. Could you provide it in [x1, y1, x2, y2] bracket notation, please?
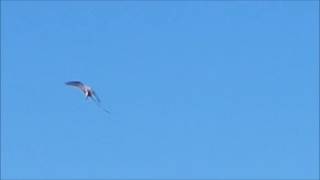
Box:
[92, 90, 101, 103]
[65, 81, 84, 87]
[65, 81, 87, 91]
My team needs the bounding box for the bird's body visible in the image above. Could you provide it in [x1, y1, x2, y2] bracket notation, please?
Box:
[65, 81, 100, 102]
[65, 81, 109, 113]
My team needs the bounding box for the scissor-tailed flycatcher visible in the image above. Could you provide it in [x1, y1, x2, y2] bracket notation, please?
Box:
[65, 81, 110, 113]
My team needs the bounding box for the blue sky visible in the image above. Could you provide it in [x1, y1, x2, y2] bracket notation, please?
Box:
[1, 1, 319, 179]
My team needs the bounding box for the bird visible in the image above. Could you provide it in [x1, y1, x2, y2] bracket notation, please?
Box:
[65, 81, 110, 113]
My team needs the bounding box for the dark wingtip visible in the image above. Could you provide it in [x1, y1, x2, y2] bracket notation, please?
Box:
[65, 81, 72, 85]
[65, 81, 82, 85]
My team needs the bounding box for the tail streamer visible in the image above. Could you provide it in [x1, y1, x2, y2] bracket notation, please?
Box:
[92, 97, 111, 114]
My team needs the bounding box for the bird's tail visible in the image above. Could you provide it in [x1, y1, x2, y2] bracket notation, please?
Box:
[92, 98, 111, 114]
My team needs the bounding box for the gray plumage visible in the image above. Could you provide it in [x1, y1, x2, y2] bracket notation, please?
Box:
[65, 81, 100, 102]
[65, 81, 110, 113]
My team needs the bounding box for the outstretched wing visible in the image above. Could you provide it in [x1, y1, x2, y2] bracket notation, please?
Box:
[65, 81, 87, 91]
[92, 90, 101, 103]
[65, 81, 84, 87]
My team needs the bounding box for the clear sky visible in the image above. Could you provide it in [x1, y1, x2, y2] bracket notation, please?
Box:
[1, 1, 319, 179]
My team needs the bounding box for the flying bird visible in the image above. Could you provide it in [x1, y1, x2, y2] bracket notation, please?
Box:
[65, 81, 110, 113]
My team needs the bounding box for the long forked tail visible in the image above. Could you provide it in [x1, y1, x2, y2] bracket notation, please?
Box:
[92, 98, 111, 114]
